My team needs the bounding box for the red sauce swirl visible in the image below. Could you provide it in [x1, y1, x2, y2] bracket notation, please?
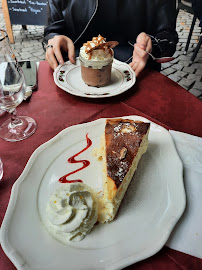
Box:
[59, 134, 92, 183]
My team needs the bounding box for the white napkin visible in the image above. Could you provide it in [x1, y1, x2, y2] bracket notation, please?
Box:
[166, 130, 202, 259]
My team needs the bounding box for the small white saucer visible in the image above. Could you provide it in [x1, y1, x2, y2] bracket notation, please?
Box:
[53, 58, 136, 98]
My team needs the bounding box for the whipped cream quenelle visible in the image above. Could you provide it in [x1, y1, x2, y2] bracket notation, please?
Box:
[45, 182, 98, 242]
[79, 35, 118, 87]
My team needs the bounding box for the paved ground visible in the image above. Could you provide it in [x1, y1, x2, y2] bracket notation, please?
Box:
[161, 9, 202, 100]
[0, 4, 202, 100]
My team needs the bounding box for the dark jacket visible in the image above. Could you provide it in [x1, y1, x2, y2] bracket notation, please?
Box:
[44, 0, 178, 62]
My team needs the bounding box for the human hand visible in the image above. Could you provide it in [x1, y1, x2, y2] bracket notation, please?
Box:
[129, 32, 152, 77]
[45, 35, 75, 70]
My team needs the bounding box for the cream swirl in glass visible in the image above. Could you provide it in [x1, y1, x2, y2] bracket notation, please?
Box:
[45, 183, 98, 242]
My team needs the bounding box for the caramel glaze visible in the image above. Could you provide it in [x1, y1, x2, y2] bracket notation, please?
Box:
[83, 35, 119, 60]
[84, 35, 106, 53]
[105, 119, 150, 189]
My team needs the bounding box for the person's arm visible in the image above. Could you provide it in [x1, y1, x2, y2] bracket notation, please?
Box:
[45, 35, 75, 70]
[130, 0, 178, 76]
[43, 0, 67, 44]
[43, 0, 75, 70]
[150, 0, 178, 58]
[129, 33, 152, 77]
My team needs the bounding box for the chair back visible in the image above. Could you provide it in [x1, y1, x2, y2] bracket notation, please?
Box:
[192, 0, 202, 26]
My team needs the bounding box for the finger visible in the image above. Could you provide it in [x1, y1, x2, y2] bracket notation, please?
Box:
[53, 45, 64, 65]
[131, 47, 140, 65]
[130, 49, 140, 70]
[134, 60, 146, 77]
[136, 32, 150, 50]
[66, 38, 75, 64]
[137, 43, 146, 50]
[45, 50, 54, 69]
[46, 48, 58, 70]
[46, 55, 56, 70]
[129, 61, 139, 71]
[145, 37, 152, 53]
[134, 44, 148, 59]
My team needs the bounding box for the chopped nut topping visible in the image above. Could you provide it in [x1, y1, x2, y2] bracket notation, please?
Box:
[121, 125, 136, 133]
[119, 147, 127, 160]
[84, 34, 106, 54]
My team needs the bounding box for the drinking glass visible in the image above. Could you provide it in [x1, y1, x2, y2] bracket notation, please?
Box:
[0, 29, 37, 142]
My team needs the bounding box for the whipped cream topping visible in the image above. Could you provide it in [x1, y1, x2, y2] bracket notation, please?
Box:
[45, 183, 98, 242]
[80, 34, 113, 61]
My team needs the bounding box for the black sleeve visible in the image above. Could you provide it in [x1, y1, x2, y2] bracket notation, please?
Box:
[150, 0, 178, 58]
[43, 0, 67, 44]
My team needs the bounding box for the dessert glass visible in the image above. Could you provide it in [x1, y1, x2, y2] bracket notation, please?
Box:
[79, 54, 113, 87]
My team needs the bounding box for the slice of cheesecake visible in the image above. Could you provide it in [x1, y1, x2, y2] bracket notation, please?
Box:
[96, 118, 150, 223]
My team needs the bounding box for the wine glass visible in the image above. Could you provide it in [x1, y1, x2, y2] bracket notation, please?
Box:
[0, 29, 37, 142]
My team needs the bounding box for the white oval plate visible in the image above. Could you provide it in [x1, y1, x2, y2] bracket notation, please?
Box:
[53, 58, 136, 98]
[0, 116, 186, 270]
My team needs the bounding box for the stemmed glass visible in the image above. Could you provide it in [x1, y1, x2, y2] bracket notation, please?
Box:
[0, 29, 37, 142]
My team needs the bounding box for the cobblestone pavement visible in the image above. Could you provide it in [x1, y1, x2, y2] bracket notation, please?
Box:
[0, 5, 202, 100]
[161, 10, 202, 100]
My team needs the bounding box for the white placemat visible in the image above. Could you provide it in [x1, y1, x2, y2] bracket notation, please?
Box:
[166, 130, 202, 259]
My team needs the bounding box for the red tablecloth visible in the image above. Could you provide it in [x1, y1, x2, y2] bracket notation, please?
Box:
[0, 61, 202, 270]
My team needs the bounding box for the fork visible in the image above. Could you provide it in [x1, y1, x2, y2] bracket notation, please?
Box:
[146, 51, 175, 63]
